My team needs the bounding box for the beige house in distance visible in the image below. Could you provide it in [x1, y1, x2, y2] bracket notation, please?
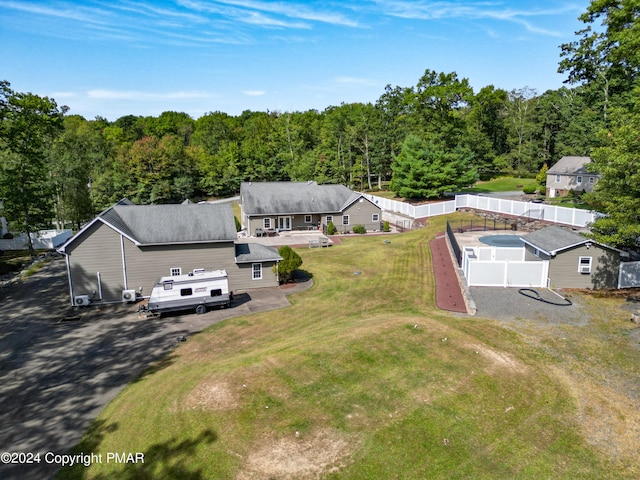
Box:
[58, 200, 281, 306]
[240, 181, 382, 235]
[546, 156, 600, 198]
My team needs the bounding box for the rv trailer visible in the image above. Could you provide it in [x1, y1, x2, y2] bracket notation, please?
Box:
[145, 269, 232, 316]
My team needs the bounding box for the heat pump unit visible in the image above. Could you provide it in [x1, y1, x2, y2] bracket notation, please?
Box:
[122, 289, 137, 303]
[74, 295, 90, 306]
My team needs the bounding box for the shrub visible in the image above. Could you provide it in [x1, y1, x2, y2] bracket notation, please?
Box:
[353, 225, 366, 234]
[327, 221, 337, 235]
[522, 184, 537, 194]
[277, 245, 303, 283]
[234, 216, 242, 232]
[383, 221, 390, 232]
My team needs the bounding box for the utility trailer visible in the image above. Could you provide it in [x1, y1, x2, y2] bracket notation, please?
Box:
[142, 269, 232, 316]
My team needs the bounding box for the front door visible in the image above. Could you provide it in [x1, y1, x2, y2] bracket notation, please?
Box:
[278, 216, 291, 231]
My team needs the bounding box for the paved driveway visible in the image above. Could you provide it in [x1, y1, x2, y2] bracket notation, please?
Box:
[0, 256, 309, 479]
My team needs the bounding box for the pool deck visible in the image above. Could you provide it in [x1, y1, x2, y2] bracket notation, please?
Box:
[453, 230, 529, 249]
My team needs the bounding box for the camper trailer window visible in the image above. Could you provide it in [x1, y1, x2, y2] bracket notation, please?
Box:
[211, 288, 222, 297]
[163, 282, 173, 290]
[180, 288, 193, 296]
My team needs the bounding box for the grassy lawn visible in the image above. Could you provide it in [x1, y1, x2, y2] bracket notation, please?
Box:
[461, 176, 539, 193]
[59, 213, 640, 479]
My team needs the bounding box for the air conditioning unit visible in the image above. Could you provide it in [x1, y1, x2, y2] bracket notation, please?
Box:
[579, 266, 591, 274]
[74, 295, 91, 306]
[122, 289, 137, 303]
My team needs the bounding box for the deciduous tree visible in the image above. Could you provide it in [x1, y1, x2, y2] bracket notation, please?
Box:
[0, 82, 66, 257]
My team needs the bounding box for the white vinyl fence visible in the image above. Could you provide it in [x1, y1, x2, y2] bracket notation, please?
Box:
[0, 230, 73, 251]
[462, 246, 549, 287]
[366, 193, 599, 228]
[618, 261, 640, 289]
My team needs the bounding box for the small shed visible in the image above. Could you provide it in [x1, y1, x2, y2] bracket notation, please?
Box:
[521, 225, 623, 289]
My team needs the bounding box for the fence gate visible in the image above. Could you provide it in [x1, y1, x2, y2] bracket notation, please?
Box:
[619, 261, 640, 288]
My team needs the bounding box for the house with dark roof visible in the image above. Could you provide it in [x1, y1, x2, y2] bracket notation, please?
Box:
[521, 225, 623, 289]
[546, 156, 600, 198]
[240, 181, 382, 235]
[58, 200, 281, 306]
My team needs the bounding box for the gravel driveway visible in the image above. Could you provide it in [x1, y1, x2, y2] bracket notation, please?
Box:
[0, 256, 309, 479]
[470, 286, 590, 325]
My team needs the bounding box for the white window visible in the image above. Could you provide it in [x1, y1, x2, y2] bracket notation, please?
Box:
[578, 256, 592, 274]
[533, 248, 540, 258]
[326, 215, 333, 224]
[263, 218, 271, 229]
[577, 176, 583, 184]
[372, 213, 380, 222]
[170, 267, 182, 276]
[589, 177, 595, 184]
[556, 174, 561, 183]
[305, 215, 312, 223]
[252, 263, 262, 280]
[342, 215, 349, 226]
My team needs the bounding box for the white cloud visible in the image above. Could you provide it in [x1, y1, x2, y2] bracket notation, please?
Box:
[371, 0, 580, 37]
[242, 90, 266, 96]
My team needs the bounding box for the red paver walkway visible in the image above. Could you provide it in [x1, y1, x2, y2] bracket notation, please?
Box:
[430, 233, 467, 313]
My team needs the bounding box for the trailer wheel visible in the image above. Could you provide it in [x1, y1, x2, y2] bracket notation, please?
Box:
[195, 304, 207, 315]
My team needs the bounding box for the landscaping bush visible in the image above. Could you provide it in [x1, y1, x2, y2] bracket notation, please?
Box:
[327, 221, 337, 235]
[277, 245, 303, 283]
[353, 225, 366, 234]
[383, 221, 390, 232]
[522, 184, 537, 194]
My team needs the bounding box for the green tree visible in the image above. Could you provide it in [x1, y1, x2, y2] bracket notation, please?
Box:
[50, 115, 106, 229]
[277, 245, 302, 283]
[558, 0, 640, 122]
[390, 134, 476, 199]
[0, 82, 66, 257]
[586, 96, 640, 248]
[464, 85, 509, 174]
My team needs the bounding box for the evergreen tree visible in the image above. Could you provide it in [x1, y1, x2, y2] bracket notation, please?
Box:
[390, 134, 476, 199]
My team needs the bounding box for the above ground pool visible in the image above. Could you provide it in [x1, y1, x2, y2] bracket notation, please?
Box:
[479, 234, 523, 247]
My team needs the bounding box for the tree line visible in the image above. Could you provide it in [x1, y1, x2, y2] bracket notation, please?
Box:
[1, 0, 639, 250]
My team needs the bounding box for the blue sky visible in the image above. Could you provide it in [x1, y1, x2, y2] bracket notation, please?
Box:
[0, 0, 589, 121]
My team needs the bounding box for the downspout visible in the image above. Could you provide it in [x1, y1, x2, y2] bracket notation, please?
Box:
[121, 235, 128, 290]
[64, 253, 74, 306]
[97, 272, 103, 300]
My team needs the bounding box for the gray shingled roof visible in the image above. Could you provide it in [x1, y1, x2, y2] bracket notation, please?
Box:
[521, 225, 589, 255]
[100, 203, 237, 244]
[547, 156, 594, 175]
[240, 181, 363, 215]
[234, 243, 282, 263]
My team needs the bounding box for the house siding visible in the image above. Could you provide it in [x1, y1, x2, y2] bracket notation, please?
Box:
[340, 199, 381, 232]
[123, 241, 238, 300]
[247, 214, 324, 235]
[67, 223, 278, 303]
[233, 261, 279, 291]
[66, 221, 125, 302]
[548, 244, 620, 289]
[546, 174, 598, 197]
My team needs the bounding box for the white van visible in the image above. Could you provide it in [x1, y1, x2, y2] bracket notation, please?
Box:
[145, 269, 231, 315]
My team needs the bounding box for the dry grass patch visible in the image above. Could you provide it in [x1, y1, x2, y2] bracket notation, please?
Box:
[237, 428, 358, 480]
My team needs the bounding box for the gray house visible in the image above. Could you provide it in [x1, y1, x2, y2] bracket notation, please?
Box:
[240, 181, 382, 235]
[546, 156, 600, 198]
[58, 200, 281, 306]
[521, 225, 623, 289]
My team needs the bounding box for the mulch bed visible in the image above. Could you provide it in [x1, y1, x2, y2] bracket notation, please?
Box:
[430, 234, 467, 313]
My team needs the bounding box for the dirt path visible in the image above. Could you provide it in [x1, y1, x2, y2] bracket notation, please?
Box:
[430, 234, 467, 313]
